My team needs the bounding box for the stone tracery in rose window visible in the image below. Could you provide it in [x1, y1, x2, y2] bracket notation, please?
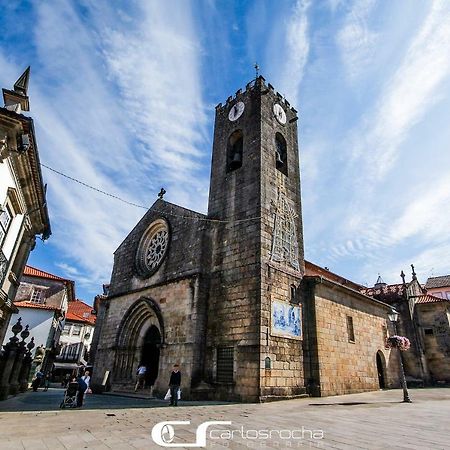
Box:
[145, 228, 169, 270]
[136, 219, 170, 276]
[270, 191, 300, 270]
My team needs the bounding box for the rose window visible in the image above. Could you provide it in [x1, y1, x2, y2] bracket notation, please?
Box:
[136, 219, 170, 276]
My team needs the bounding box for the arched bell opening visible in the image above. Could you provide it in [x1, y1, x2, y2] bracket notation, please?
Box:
[227, 130, 243, 172]
[275, 132, 288, 176]
[113, 297, 164, 388]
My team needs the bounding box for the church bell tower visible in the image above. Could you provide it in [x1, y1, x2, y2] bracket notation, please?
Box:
[205, 76, 306, 402]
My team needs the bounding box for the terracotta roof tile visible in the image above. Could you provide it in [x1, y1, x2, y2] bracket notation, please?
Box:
[24, 265, 70, 282]
[425, 275, 450, 289]
[416, 294, 450, 304]
[66, 299, 96, 325]
[305, 260, 363, 291]
[14, 300, 60, 311]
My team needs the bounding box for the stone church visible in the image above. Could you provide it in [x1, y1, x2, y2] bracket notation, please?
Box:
[91, 77, 401, 401]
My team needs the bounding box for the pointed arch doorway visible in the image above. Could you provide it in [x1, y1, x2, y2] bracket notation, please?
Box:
[141, 325, 161, 387]
[114, 297, 165, 390]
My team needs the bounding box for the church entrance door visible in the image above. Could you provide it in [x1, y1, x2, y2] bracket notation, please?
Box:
[141, 325, 161, 386]
[376, 351, 386, 389]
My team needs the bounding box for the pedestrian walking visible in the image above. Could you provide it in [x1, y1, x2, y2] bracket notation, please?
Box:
[168, 364, 181, 406]
[76, 375, 88, 407]
[43, 373, 50, 391]
[32, 370, 44, 392]
[134, 364, 147, 392]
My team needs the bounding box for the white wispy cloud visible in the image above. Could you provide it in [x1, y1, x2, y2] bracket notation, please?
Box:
[337, 0, 377, 81]
[279, 0, 311, 103]
[1, 0, 209, 296]
[349, 1, 450, 180]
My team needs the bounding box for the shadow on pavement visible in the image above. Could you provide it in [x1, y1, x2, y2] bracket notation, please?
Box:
[0, 388, 235, 412]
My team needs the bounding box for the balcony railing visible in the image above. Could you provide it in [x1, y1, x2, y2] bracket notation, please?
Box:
[56, 342, 87, 363]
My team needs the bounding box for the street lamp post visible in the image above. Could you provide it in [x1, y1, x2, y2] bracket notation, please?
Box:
[388, 308, 412, 403]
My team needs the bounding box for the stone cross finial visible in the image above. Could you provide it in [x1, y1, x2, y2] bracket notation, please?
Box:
[400, 270, 406, 285]
[158, 188, 166, 200]
[411, 264, 417, 280]
[254, 62, 259, 79]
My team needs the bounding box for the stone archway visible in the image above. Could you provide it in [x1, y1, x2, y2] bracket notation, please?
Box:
[376, 350, 386, 389]
[113, 297, 164, 388]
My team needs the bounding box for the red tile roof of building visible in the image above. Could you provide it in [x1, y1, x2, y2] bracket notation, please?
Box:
[305, 260, 363, 291]
[24, 265, 69, 282]
[425, 275, 450, 289]
[415, 294, 450, 304]
[13, 300, 60, 311]
[66, 299, 96, 325]
[22, 265, 76, 302]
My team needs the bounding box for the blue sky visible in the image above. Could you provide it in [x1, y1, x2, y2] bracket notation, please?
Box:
[2, 0, 450, 303]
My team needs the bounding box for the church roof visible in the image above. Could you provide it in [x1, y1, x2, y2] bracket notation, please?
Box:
[425, 275, 450, 289]
[360, 283, 405, 305]
[305, 261, 363, 291]
[415, 294, 450, 304]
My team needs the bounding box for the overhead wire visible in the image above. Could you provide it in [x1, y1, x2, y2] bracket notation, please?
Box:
[40, 163, 261, 224]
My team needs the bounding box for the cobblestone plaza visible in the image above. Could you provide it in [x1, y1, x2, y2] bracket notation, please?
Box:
[0, 388, 449, 449]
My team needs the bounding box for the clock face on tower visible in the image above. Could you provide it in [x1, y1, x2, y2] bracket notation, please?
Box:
[228, 101, 245, 121]
[273, 103, 286, 124]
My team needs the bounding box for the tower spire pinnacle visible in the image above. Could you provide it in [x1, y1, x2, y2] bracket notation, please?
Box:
[14, 66, 30, 96]
[2, 66, 31, 112]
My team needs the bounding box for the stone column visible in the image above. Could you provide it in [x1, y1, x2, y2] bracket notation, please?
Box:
[9, 325, 30, 395]
[19, 337, 35, 392]
[0, 318, 22, 400]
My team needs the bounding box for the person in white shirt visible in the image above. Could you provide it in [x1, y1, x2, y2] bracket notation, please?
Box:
[82, 370, 91, 397]
[135, 365, 147, 392]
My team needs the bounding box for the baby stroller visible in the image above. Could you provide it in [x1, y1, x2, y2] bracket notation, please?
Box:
[60, 381, 79, 409]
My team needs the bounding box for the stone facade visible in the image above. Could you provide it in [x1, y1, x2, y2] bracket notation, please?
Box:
[363, 270, 450, 386]
[417, 301, 450, 382]
[303, 277, 399, 397]
[92, 77, 400, 401]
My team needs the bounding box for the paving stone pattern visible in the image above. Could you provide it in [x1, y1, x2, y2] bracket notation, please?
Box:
[0, 388, 449, 449]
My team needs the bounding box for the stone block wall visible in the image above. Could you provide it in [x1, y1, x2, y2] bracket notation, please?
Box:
[108, 200, 208, 298]
[312, 281, 399, 396]
[260, 264, 305, 400]
[417, 302, 450, 382]
[92, 276, 203, 399]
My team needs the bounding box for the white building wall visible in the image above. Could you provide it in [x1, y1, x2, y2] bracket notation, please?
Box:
[4, 307, 54, 354]
[60, 322, 94, 347]
[1, 213, 24, 259]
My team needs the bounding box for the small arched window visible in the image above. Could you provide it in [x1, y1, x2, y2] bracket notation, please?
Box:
[290, 284, 297, 304]
[227, 130, 243, 172]
[275, 132, 288, 176]
[265, 357, 271, 369]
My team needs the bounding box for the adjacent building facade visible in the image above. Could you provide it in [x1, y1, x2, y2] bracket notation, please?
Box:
[92, 77, 401, 401]
[363, 269, 450, 385]
[4, 265, 73, 374]
[54, 299, 96, 380]
[0, 68, 51, 344]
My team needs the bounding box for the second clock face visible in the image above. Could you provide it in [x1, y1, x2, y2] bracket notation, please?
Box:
[228, 101, 245, 121]
[273, 103, 287, 124]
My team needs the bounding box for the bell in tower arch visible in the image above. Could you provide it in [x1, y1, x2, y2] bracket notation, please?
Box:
[229, 151, 242, 170]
